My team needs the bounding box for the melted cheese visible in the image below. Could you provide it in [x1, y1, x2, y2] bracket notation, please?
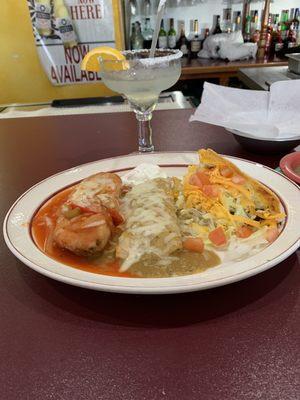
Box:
[70, 175, 120, 211]
[117, 179, 182, 272]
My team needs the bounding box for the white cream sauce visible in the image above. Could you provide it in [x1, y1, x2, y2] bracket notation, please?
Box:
[117, 178, 182, 272]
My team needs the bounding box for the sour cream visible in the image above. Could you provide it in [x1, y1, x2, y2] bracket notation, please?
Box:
[121, 163, 167, 186]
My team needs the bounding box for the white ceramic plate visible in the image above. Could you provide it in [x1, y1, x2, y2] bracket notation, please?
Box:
[3, 152, 300, 294]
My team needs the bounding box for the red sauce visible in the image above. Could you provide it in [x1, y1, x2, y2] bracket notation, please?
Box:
[31, 186, 134, 278]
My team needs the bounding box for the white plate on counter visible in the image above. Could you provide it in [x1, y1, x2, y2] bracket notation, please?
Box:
[3, 152, 300, 294]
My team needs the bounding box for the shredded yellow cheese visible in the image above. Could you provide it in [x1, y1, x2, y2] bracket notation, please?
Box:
[182, 149, 285, 241]
[210, 176, 253, 201]
[231, 215, 260, 227]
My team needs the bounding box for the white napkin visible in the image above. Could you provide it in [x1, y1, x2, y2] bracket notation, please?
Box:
[190, 81, 300, 139]
[199, 31, 243, 59]
[218, 42, 257, 61]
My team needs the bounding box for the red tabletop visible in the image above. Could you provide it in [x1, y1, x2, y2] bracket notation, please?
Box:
[0, 109, 299, 400]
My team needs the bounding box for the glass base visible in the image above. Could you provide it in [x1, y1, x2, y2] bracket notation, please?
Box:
[138, 144, 154, 153]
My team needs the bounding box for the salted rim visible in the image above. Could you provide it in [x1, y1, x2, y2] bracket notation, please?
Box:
[99, 49, 183, 66]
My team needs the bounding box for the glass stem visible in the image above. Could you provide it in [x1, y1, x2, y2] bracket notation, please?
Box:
[136, 111, 154, 153]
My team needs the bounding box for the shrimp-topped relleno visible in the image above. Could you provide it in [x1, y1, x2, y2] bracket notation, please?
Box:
[53, 173, 124, 256]
[68, 172, 123, 224]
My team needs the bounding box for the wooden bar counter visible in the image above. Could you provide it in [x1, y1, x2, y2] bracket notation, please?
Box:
[181, 56, 288, 85]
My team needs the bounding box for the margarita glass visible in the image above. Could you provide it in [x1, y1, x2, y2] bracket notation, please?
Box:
[99, 49, 182, 152]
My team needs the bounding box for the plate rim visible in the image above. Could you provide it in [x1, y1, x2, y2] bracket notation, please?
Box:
[3, 152, 300, 294]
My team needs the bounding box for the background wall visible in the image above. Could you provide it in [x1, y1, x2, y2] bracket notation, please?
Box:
[0, 0, 123, 105]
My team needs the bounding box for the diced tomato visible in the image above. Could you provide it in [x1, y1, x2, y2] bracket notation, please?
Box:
[189, 174, 203, 188]
[108, 208, 124, 226]
[196, 171, 211, 185]
[236, 226, 253, 238]
[265, 227, 280, 243]
[183, 237, 204, 253]
[231, 174, 246, 185]
[220, 166, 233, 178]
[208, 226, 227, 246]
[202, 184, 220, 198]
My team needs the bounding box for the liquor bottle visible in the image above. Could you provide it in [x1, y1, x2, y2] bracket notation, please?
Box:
[252, 28, 261, 44]
[168, 18, 177, 49]
[143, 0, 151, 17]
[274, 14, 280, 29]
[292, 8, 299, 29]
[158, 19, 167, 49]
[270, 24, 282, 57]
[269, 13, 274, 28]
[251, 10, 259, 35]
[190, 19, 201, 58]
[251, 11, 262, 43]
[285, 9, 291, 24]
[244, 15, 251, 42]
[176, 23, 189, 57]
[280, 10, 289, 39]
[212, 16, 222, 35]
[272, 14, 278, 29]
[131, 21, 144, 50]
[275, 14, 280, 26]
[143, 18, 153, 49]
[130, 23, 136, 50]
[35, 0, 52, 37]
[223, 8, 232, 33]
[296, 8, 300, 24]
[275, 26, 284, 55]
[54, 0, 77, 48]
[264, 16, 273, 55]
[287, 23, 297, 48]
[296, 27, 300, 46]
[285, 9, 292, 29]
[204, 28, 210, 39]
[235, 12, 242, 32]
[268, 14, 273, 27]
